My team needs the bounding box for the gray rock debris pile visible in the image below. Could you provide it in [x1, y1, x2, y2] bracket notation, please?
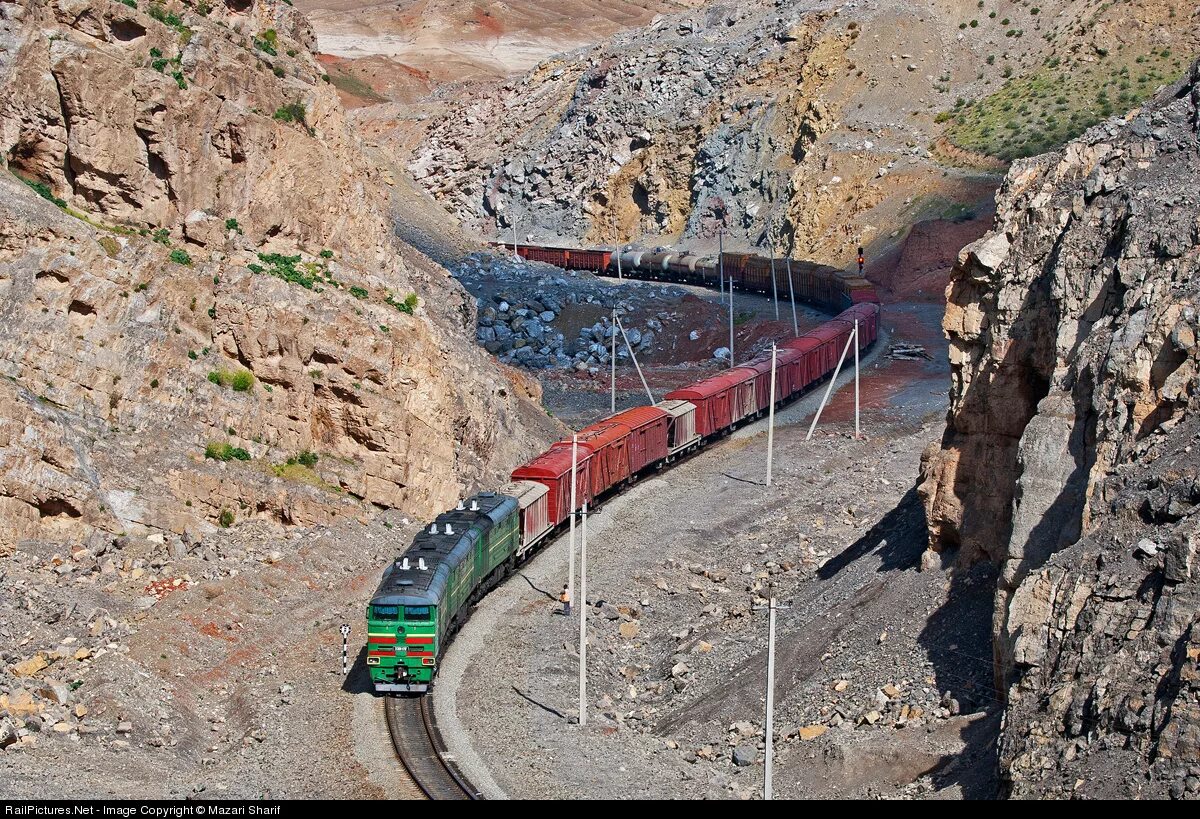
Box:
[454, 253, 683, 371]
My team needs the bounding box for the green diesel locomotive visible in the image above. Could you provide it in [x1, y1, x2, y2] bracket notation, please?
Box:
[366, 492, 525, 692]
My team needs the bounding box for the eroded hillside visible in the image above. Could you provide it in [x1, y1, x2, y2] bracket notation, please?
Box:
[396, 0, 1195, 276]
[919, 60, 1199, 797]
[0, 0, 563, 788]
[0, 0, 560, 557]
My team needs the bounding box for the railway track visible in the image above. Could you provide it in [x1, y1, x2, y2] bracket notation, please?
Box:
[384, 694, 482, 800]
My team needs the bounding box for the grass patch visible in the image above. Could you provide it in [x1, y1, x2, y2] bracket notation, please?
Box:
[944, 48, 1190, 161]
[328, 71, 387, 104]
[207, 368, 255, 391]
[205, 442, 251, 461]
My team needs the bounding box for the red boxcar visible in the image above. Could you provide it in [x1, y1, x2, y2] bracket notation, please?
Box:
[558, 420, 631, 498]
[665, 368, 757, 437]
[741, 347, 802, 409]
[609, 406, 671, 474]
[510, 445, 592, 527]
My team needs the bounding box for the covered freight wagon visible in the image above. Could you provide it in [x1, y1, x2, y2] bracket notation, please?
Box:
[607, 406, 671, 475]
[665, 368, 757, 437]
[561, 420, 632, 498]
[511, 445, 592, 527]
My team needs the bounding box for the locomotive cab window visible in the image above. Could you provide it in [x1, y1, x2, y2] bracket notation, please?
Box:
[371, 605, 400, 621]
[405, 605, 432, 621]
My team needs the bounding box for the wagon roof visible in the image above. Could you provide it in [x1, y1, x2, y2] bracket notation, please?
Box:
[557, 419, 631, 452]
[667, 367, 756, 399]
[511, 443, 591, 481]
[741, 347, 801, 375]
[607, 405, 670, 430]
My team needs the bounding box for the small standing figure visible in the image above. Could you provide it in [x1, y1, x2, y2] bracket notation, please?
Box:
[559, 585, 571, 616]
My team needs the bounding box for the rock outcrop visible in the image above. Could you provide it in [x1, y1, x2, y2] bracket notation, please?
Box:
[919, 61, 1200, 797]
[0, 0, 560, 553]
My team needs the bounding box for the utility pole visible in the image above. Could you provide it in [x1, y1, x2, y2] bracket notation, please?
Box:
[854, 320, 861, 440]
[616, 315, 655, 405]
[766, 343, 777, 487]
[578, 501, 588, 726]
[751, 595, 790, 800]
[616, 247, 623, 282]
[610, 309, 616, 414]
[806, 331, 857, 440]
[568, 434, 578, 615]
[785, 257, 798, 337]
[764, 597, 779, 800]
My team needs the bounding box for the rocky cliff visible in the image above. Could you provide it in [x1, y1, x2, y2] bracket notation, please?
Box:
[918, 61, 1200, 797]
[0, 0, 559, 555]
[399, 0, 1194, 267]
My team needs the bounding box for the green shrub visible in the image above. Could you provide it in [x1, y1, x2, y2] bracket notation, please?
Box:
[120, 0, 137, 7]
[349, 286, 369, 300]
[319, 249, 333, 259]
[229, 370, 254, 392]
[225, 217, 242, 233]
[169, 248, 192, 266]
[252, 252, 314, 288]
[207, 368, 255, 391]
[254, 29, 278, 56]
[297, 451, 318, 467]
[205, 441, 251, 462]
[218, 509, 235, 527]
[386, 292, 418, 314]
[152, 228, 171, 246]
[272, 101, 307, 124]
[19, 176, 67, 208]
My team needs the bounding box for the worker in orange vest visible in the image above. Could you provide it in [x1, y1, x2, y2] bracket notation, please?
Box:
[559, 585, 571, 616]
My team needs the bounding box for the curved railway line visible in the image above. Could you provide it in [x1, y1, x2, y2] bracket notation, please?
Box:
[384, 694, 483, 800]
[369, 243, 883, 800]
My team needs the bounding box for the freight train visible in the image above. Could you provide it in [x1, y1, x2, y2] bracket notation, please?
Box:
[491, 242, 879, 312]
[366, 246, 881, 693]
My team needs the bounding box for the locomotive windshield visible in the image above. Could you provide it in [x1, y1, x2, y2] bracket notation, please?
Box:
[371, 605, 400, 620]
[405, 606, 432, 621]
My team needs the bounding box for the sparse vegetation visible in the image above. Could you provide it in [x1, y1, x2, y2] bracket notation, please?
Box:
[225, 217, 242, 233]
[250, 252, 315, 289]
[98, 236, 121, 257]
[207, 368, 255, 391]
[272, 101, 307, 125]
[386, 292, 418, 314]
[944, 48, 1189, 161]
[254, 28, 279, 56]
[169, 248, 192, 266]
[205, 441, 251, 462]
[218, 509, 235, 527]
[349, 286, 369, 300]
[19, 175, 67, 208]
